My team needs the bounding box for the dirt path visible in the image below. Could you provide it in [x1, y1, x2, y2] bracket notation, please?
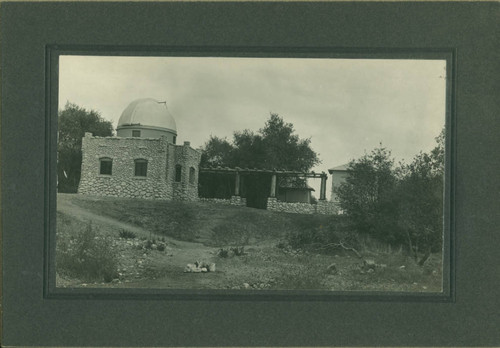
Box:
[57, 194, 215, 275]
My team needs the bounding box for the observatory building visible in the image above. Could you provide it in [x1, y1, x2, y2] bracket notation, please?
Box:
[78, 98, 201, 201]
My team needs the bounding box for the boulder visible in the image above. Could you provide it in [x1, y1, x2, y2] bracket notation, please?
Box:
[326, 263, 338, 274]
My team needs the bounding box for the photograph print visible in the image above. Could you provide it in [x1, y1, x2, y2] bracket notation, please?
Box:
[55, 55, 448, 292]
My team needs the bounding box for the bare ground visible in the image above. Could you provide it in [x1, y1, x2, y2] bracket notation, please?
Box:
[56, 194, 443, 292]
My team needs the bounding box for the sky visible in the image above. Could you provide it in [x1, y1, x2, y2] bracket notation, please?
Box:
[59, 56, 446, 199]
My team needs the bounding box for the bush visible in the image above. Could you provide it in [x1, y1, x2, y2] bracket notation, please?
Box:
[119, 229, 137, 239]
[57, 223, 119, 282]
[210, 221, 254, 247]
[285, 215, 356, 253]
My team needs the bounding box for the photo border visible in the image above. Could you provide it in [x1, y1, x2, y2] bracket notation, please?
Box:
[46, 45, 455, 303]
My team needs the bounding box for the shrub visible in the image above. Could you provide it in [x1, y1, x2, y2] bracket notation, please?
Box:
[119, 229, 137, 239]
[217, 248, 230, 258]
[57, 223, 118, 283]
[210, 221, 253, 247]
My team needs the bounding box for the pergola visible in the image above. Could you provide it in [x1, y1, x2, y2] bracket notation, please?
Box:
[199, 167, 329, 200]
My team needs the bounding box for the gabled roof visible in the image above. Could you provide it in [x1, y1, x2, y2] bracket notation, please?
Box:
[328, 163, 349, 174]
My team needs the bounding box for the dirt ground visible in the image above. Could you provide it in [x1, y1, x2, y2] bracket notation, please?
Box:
[56, 194, 443, 292]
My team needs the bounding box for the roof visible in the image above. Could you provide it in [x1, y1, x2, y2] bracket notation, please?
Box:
[117, 98, 177, 132]
[328, 163, 349, 173]
[279, 183, 315, 191]
[199, 167, 328, 178]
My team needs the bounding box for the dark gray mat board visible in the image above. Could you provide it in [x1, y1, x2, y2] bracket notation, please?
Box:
[1, 2, 499, 347]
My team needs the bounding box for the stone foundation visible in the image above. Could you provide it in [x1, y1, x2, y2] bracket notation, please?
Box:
[230, 196, 247, 206]
[316, 200, 339, 215]
[198, 196, 247, 207]
[267, 197, 337, 215]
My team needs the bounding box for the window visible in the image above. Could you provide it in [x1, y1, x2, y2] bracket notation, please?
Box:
[99, 157, 112, 175]
[135, 159, 148, 177]
[172, 135, 177, 144]
[189, 167, 196, 184]
[175, 165, 182, 182]
[132, 130, 141, 137]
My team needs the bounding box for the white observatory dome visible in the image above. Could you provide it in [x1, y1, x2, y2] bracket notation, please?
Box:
[116, 98, 177, 143]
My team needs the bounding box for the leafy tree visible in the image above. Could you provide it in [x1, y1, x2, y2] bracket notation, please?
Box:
[335, 130, 445, 265]
[199, 113, 320, 208]
[336, 146, 400, 244]
[58, 102, 114, 193]
[200, 135, 234, 168]
[201, 113, 320, 171]
[397, 130, 444, 263]
[260, 114, 319, 171]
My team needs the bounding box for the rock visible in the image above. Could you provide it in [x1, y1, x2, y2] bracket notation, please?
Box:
[208, 263, 216, 272]
[326, 263, 338, 274]
[243, 283, 250, 289]
[363, 259, 376, 270]
[201, 268, 208, 273]
[399, 265, 406, 270]
[184, 263, 197, 272]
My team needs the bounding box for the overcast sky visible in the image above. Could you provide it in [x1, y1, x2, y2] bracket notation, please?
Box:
[59, 56, 446, 199]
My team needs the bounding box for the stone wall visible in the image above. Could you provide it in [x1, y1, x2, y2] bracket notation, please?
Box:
[267, 197, 317, 214]
[198, 198, 232, 205]
[78, 134, 201, 202]
[230, 196, 247, 206]
[267, 197, 337, 215]
[316, 200, 339, 215]
[78, 134, 170, 199]
[171, 141, 202, 201]
[198, 196, 247, 206]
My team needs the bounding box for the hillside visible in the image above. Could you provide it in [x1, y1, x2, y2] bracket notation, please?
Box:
[56, 194, 443, 292]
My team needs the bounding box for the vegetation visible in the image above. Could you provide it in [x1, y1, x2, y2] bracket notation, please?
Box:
[335, 130, 445, 265]
[58, 102, 114, 193]
[56, 215, 118, 282]
[199, 114, 320, 207]
[57, 194, 443, 291]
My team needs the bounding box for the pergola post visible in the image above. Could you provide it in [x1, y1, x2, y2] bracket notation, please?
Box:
[319, 175, 327, 200]
[270, 174, 277, 197]
[235, 171, 240, 196]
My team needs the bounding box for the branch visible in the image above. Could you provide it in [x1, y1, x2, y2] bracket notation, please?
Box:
[317, 241, 362, 259]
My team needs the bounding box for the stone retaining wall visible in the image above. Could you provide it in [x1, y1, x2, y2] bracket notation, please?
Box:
[198, 196, 247, 206]
[316, 200, 339, 215]
[267, 198, 317, 214]
[267, 197, 337, 215]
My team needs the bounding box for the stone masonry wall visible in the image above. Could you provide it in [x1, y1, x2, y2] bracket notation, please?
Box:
[198, 196, 247, 206]
[78, 133, 170, 199]
[171, 142, 202, 201]
[267, 197, 317, 214]
[316, 200, 339, 215]
[267, 197, 337, 215]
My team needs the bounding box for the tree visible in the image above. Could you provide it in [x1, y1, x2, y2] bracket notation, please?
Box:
[260, 114, 319, 171]
[396, 129, 444, 263]
[201, 113, 320, 171]
[58, 102, 114, 193]
[199, 113, 320, 208]
[335, 130, 445, 265]
[335, 145, 400, 244]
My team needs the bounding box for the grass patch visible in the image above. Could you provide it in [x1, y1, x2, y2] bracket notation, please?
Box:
[57, 212, 119, 283]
